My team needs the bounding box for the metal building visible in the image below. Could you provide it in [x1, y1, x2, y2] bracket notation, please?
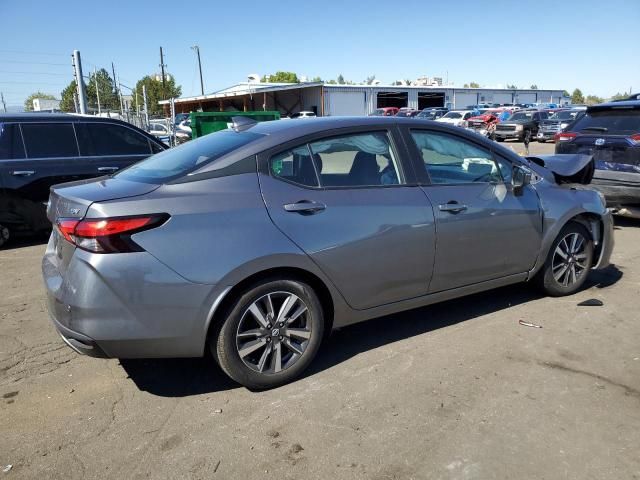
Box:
[160, 82, 567, 116]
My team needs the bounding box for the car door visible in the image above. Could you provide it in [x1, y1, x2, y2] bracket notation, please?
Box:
[0, 122, 28, 229]
[258, 127, 436, 310]
[403, 128, 542, 293]
[74, 121, 158, 176]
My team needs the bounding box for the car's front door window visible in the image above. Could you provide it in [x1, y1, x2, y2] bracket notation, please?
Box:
[410, 130, 502, 184]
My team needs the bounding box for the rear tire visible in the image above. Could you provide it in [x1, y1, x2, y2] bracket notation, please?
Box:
[535, 222, 594, 297]
[496, 137, 504, 142]
[211, 278, 324, 389]
[0, 224, 10, 249]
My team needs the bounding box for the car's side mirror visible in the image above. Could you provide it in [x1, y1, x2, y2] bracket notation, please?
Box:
[512, 165, 532, 196]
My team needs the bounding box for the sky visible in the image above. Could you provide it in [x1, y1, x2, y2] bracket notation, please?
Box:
[1, 0, 638, 109]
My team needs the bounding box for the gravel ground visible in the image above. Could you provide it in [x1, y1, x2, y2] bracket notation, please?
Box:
[1, 144, 639, 479]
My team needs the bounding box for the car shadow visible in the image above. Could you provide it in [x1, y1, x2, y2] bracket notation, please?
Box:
[2, 234, 48, 250]
[119, 265, 622, 397]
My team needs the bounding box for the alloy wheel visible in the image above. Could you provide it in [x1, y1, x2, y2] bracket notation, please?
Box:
[235, 292, 312, 374]
[551, 232, 589, 287]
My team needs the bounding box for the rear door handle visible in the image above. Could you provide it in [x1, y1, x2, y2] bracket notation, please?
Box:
[11, 170, 35, 177]
[283, 201, 326, 214]
[98, 166, 119, 173]
[439, 202, 468, 213]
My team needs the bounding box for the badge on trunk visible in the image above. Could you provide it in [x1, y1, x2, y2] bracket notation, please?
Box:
[595, 138, 606, 146]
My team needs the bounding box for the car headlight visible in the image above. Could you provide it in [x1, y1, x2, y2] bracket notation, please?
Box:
[515, 124, 523, 131]
[560, 123, 568, 129]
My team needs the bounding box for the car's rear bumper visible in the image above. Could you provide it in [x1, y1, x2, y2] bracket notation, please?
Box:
[42, 233, 217, 359]
[590, 177, 640, 207]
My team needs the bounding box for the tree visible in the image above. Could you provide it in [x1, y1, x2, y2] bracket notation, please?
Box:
[23, 91, 56, 111]
[365, 75, 376, 85]
[261, 71, 299, 83]
[326, 79, 337, 84]
[571, 88, 585, 104]
[131, 75, 182, 116]
[393, 80, 403, 86]
[310, 76, 322, 82]
[530, 84, 538, 89]
[85, 68, 119, 111]
[610, 91, 629, 101]
[404, 79, 412, 86]
[562, 90, 570, 97]
[507, 84, 517, 89]
[585, 94, 604, 105]
[463, 83, 469, 88]
[469, 82, 480, 88]
[60, 81, 77, 112]
[337, 74, 345, 85]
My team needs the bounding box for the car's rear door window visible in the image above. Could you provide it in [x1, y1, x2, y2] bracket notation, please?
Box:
[0, 123, 25, 159]
[21, 123, 78, 158]
[410, 130, 502, 184]
[309, 132, 401, 187]
[270, 146, 319, 187]
[77, 123, 151, 156]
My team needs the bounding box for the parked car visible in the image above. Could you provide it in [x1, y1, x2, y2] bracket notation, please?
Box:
[43, 116, 613, 388]
[555, 100, 640, 218]
[395, 108, 420, 118]
[416, 107, 448, 120]
[466, 113, 499, 139]
[370, 107, 399, 116]
[494, 110, 549, 142]
[436, 110, 475, 127]
[148, 121, 171, 145]
[537, 109, 584, 143]
[291, 111, 316, 119]
[0, 114, 166, 247]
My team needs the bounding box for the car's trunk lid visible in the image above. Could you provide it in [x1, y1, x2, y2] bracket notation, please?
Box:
[558, 134, 640, 177]
[47, 177, 161, 223]
[526, 154, 595, 184]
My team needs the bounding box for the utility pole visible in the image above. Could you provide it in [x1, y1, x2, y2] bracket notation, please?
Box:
[191, 45, 204, 96]
[94, 67, 101, 114]
[72, 50, 88, 114]
[142, 84, 149, 130]
[0, 92, 6, 113]
[159, 46, 167, 100]
[117, 74, 125, 117]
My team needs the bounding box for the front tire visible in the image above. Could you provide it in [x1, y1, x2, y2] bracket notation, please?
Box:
[212, 279, 324, 389]
[535, 222, 594, 296]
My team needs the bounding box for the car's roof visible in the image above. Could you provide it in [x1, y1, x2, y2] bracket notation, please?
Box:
[0, 112, 135, 124]
[588, 100, 640, 111]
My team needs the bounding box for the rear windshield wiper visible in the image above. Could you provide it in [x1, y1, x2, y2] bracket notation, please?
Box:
[580, 127, 608, 132]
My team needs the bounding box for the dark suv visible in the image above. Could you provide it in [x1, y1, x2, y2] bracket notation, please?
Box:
[494, 110, 549, 142]
[555, 101, 640, 218]
[0, 114, 166, 246]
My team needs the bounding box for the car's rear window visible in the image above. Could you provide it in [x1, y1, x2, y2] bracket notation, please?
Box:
[571, 108, 640, 135]
[114, 129, 264, 183]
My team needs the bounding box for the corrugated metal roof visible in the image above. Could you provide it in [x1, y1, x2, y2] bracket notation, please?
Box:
[159, 82, 323, 105]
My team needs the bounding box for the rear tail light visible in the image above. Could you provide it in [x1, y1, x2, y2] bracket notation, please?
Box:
[554, 132, 577, 142]
[630, 133, 640, 143]
[56, 214, 169, 253]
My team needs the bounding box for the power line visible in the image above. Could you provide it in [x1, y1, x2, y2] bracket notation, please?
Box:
[0, 60, 68, 67]
[0, 70, 70, 76]
[0, 80, 69, 86]
[0, 49, 66, 56]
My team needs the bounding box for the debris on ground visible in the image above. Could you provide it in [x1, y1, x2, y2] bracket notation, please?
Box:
[578, 299, 604, 307]
[519, 320, 543, 328]
[213, 409, 222, 414]
[2, 465, 12, 473]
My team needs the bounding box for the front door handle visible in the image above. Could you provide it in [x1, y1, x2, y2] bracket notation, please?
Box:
[283, 201, 326, 214]
[11, 170, 35, 177]
[98, 166, 119, 173]
[439, 201, 468, 213]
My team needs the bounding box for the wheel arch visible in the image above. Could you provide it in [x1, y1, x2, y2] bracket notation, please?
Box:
[205, 266, 336, 348]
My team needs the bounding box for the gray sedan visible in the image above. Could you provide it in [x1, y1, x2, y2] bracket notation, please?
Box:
[43, 117, 614, 389]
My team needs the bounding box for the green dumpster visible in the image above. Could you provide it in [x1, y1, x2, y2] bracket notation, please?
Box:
[190, 111, 280, 139]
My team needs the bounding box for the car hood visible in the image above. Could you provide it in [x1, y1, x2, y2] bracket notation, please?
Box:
[526, 154, 595, 184]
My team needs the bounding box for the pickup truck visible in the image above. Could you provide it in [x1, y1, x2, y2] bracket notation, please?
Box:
[494, 110, 549, 142]
[0, 114, 166, 247]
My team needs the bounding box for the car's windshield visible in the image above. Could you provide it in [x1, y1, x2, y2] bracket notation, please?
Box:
[372, 109, 385, 115]
[114, 129, 264, 183]
[442, 112, 463, 119]
[550, 111, 578, 120]
[570, 109, 640, 135]
[509, 112, 533, 121]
